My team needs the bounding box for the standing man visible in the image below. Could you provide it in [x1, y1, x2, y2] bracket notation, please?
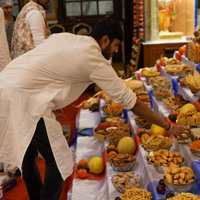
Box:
[11, 0, 51, 59]
[0, 18, 191, 200]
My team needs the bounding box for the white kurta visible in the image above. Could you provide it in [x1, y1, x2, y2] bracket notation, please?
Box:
[0, 33, 136, 180]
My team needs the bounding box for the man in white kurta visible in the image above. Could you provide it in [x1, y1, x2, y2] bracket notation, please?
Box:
[0, 18, 191, 200]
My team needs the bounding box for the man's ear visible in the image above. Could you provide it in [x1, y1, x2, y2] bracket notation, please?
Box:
[99, 35, 110, 50]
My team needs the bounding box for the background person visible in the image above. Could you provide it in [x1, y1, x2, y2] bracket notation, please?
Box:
[11, 0, 51, 59]
[0, 0, 15, 52]
[0, 18, 191, 200]
[0, 7, 10, 71]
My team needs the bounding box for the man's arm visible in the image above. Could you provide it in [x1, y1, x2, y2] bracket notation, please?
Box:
[25, 10, 47, 47]
[131, 98, 191, 138]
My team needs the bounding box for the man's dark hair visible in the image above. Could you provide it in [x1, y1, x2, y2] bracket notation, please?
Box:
[90, 18, 123, 42]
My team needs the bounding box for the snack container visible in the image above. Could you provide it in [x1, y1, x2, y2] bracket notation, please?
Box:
[153, 89, 174, 101]
[109, 157, 136, 172]
[105, 117, 126, 125]
[164, 177, 195, 193]
[152, 158, 185, 174]
[190, 147, 200, 157]
[111, 172, 143, 193]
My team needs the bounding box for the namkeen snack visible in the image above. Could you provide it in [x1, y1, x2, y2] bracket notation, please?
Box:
[166, 193, 200, 200]
[106, 124, 131, 145]
[150, 149, 184, 167]
[177, 111, 200, 126]
[190, 140, 200, 150]
[142, 135, 174, 150]
[104, 102, 123, 115]
[112, 173, 142, 192]
[164, 164, 195, 184]
[120, 187, 152, 200]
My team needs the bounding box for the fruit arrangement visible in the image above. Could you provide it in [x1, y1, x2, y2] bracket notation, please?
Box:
[76, 97, 99, 111]
[88, 156, 104, 175]
[77, 159, 90, 179]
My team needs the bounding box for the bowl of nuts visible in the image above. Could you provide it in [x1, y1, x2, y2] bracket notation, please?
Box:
[109, 154, 136, 172]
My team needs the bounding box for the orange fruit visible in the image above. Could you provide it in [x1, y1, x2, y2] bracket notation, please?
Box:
[77, 169, 88, 179]
[107, 145, 116, 150]
[99, 91, 105, 98]
[136, 128, 146, 135]
[78, 159, 88, 166]
[179, 47, 185, 55]
[108, 151, 117, 158]
[141, 133, 150, 141]
[160, 57, 166, 65]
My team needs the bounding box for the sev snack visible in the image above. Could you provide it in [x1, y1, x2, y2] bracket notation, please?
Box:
[107, 124, 131, 145]
[120, 187, 152, 200]
[167, 193, 200, 200]
[190, 140, 200, 150]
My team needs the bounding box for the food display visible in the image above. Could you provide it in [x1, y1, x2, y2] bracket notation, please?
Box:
[142, 135, 174, 151]
[120, 187, 152, 200]
[177, 111, 200, 126]
[189, 140, 200, 157]
[191, 128, 200, 140]
[105, 117, 125, 125]
[109, 154, 135, 171]
[142, 70, 160, 85]
[125, 79, 144, 93]
[162, 94, 189, 113]
[149, 76, 171, 90]
[106, 124, 131, 145]
[102, 102, 123, 116]
[150, 149, 184, 173]
[164, 164, 196, 192]
[164, 58, 180, 65]
[166, 193, 200, 200]
[165, 64, 193, 77]
[135, 116, 152, 129]
[185, 70, 200, 96]
[153, 88, 174, 100]
[111, 172, 142, 193]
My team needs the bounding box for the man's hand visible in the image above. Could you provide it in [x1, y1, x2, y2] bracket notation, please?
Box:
[169, 124, 192, 139]
[53, 109, 65, 121]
